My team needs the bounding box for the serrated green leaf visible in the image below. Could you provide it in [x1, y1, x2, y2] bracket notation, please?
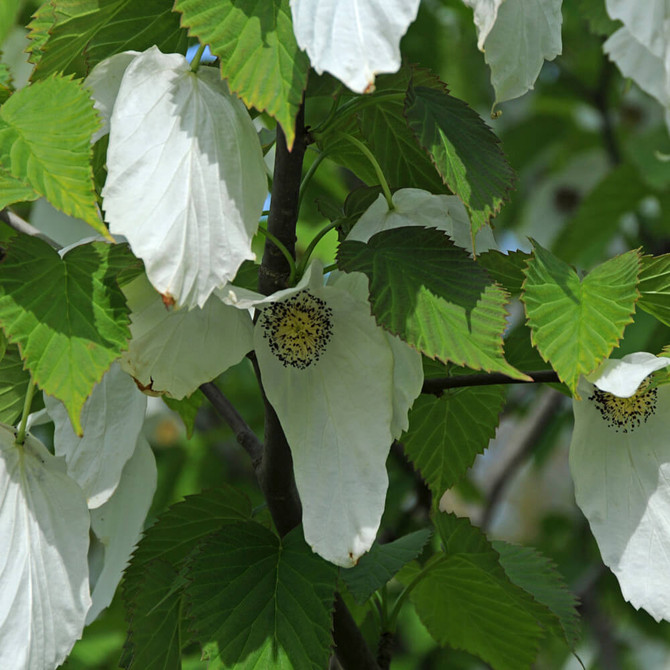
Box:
[342, 529, 432, 604]
[522, 241, 640, 395]
[0, 62, 13, 105]
[337, 227, 528, 379]
[185, 523, 337, 669]
[0, 168, 38, 210]
[403, 385, 505, 495]
[29, 0, 187, 80]
[493, 541, 581, 647]
[0, 343, 32, 424]
[0, 75, 109, 237]
[638, 254, 670, 327]
[120, 561, 183, 670]
[552, 164, 648, 265]
[162, 390, 204, 439]
[174, 0, 309, 149]
[405, 85, 515, 233]
[478, 249, 532, 296]
[318, 66, 447, 194]
[0, 236, 131, 434]
[122, 487, 253, 665]
[411, 513, 544, 670]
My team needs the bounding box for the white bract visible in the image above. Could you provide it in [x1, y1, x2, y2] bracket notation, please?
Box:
[120, 272, 254, 399]
[569, 352, 670, 621]
[222, 261, 422, 566]
[0, 425, 91, 669]
[43, 362, 147, 508]
[464, 0, 563, 104]
[100, 46, 267, 309]
[87, 436, 157, 623]
[348, 188, 497, 254]
[290, 0, 420, 93]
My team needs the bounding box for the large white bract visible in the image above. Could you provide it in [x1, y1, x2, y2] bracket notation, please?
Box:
[0, 425, 91, 669]
[290, 0, 420, 93]
[100, 46, 267, 309]
[570, 352, 670, 621]
[222, 261, 423, 566]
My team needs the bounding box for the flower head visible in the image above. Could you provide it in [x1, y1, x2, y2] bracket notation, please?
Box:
[570, 352, 670, 621]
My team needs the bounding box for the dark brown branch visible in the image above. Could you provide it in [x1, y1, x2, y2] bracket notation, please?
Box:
[422, 370, 560, 395]
[199, 381, 263, 468]
[0, 207, 61, 250]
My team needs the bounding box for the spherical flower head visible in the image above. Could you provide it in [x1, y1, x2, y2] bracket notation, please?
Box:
[570, 352, 670, 622]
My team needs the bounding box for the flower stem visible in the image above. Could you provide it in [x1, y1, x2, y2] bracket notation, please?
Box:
[189, 43, 207, 73]
[14, 378, 36, 446]
[342, 133, 394, 210]
[257, 226, 297, 286]
[297, 220, 339, 276]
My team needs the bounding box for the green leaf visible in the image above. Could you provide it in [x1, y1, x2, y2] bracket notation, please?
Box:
[0, 62, 13, 105]
[162, 391, 204, 439]
[0, 169, 38, 210]
[403, 384, 505, 495]
[185, 523, 337, 669]
[122, 487, 253, 665]
[493, 541, 581, 647]
[552, 164, 648, 265]
[638, 254, 670, 327]
[0, 75, 109, 238]
[0, 342, 32, 424]
[337, 227, 528, 379]
[0, 236, 131, 434]
[0, 0, 22, 45]
[121, 561, 183, 670]
[342, 529, 432, 604]
[522, 241, 640, 395]
[405, 85, 515, 233]
[174, 0, 309, 150]
[477, 249, 532, 297]
[29, 0, 187, 80]
[577, 0, 622, 36]
[411, 513, 545, 670]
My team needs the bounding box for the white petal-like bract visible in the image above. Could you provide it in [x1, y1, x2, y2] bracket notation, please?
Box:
[102, 46, 267, 308]
[462, 0, 506, 50]
[44, 362, 147, 508]
[474, 0, 563, 104]
[0, 425, 91, 669]
[348, 188, 497, 254]
[570, 363, 670, 622]
[290, 0, 420, 93]
[587, 352, 670, 398]
[254, 263, 398, 566]
[87, 436, 157, 623]
[121, 272, 254, 398]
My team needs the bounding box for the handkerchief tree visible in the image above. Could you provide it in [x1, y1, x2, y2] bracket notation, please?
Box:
[1, 1, 670, 669]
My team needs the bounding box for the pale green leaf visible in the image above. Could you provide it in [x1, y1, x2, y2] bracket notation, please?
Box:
[522, 241, 640, 395]
[185, 523, 337, 669]
[337, 227, 528, 379]
[28, 0, 187, 79]
[636, 254, 670, 327]
[0, 75, 108, 237]
[0, 236, 132, 435]
[411, 513, 544, 670]
[342, 529, 432, 604]
[405, 85, 515, 233]
[174, 0, 309, 149]
[403, 384, 505, 495]
[0, 168, 38, 210]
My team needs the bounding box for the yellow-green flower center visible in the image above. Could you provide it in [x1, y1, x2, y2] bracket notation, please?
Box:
[589, 378, 658, 433]
[260, 291, 333, 369]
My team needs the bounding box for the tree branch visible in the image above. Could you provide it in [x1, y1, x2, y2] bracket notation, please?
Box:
[0, 207, 62, 250]
[422, 370, 560, 395]
[199, 381, 263, 469]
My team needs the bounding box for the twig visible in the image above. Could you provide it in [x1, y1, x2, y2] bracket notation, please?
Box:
[0, 207, 62, 250]
[199, 381, 263, 468]
[422, 370, 560, 395]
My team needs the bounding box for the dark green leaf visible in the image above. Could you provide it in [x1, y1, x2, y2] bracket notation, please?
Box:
[342, 529, 432, 604]
[162, 391, 204, 439]
[478, 249, 531, 296]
